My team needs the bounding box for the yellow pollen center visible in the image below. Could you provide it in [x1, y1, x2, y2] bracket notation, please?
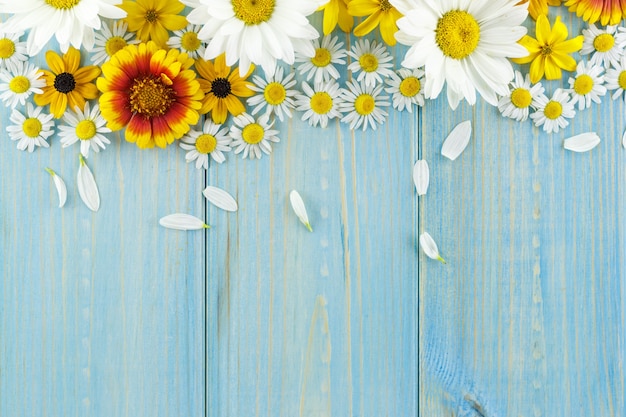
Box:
[618, 71, 626, 90]
[399, 77, 421, 97]
[195, 133, 218, 154]
[76, 120, 97, 140]
[129, 75, 175, 117]
[242, 123, 265, 144]
[44, 0, 80, 9]
[264, 82, 286, 106]
[355, 94, 375, 116]
[311, 47, 331, 67]
[379, 0, 392, 11]
[359, 53, 379, 73]
[544, 101, 562, 120]
[573, 74, 594, 95]
[593, 33, 615, 52]
[436, 10, 480, 60]
[105, 36, 128, 57]
[9, 75, 31, 94]
[232, 0, 275, 25]
[541, 45, 553, 56]
[510, 88, 532, 108]
[0, 38, 16, 59]
[145, 9, 158, 23]
[181, 32, 201, 52]
[22, 118, 42, 138]
[310, 91, 333, 114]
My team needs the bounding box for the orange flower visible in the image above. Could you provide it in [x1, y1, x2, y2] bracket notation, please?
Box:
[564, 0, 626, 25]
[97, 42, 204, 149]
[518, 0, 562, 20]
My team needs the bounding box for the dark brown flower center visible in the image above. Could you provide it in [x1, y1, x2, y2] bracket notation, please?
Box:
[54, 72, 76, 93]
[211, 78, 232, 98]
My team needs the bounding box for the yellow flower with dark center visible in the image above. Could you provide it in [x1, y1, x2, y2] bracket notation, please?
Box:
[564, 0, 626, 25]
[319, 0, 353, 35]
[34, 47, 100, 118]
[517, 0, 562, 20]
[120, 0, 187, 47]
[348, 0, 403, 46]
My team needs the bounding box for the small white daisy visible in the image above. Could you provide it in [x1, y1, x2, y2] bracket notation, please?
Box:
[6, 102, 54, 152]
[0, 30, 28, 70]
[247, 66, 298, 122]
[180, 119, 232, 168]
[581, 24, 626, 69]
[58, 102, 111, 158]
[0, 61, 46, 108]
[167, 24, 206, 60]
[295, 35, 346, 85]
[347, 38, 394, 88]
[605, 53, 626, 101]
[567, 61, 606, 111]
[230, 113, 280, 160]
[339, 79, 390, 131]
[530, 89, 576, 134]
[498, 70, 545, 122]
[295, 80, 343, 128]
[91, 20, 139, 65]
[384, 68, 425, 112]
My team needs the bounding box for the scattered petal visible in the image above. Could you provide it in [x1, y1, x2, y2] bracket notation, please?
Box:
[45, 167, 67, 208]
[441, 120, 472, 161]
[159, 213, 210, 231]
[413, 160, 429, 196]
[289, 190, 313, 232]
[419, 232, 446, 264]
[77, 154, 100, 212]
[563, 132, 601, 153]
[622, 128, 626, 149]
[203, 186, 238, 212]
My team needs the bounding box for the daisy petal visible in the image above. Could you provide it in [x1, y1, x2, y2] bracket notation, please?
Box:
[412, 160, 429, 196]
[289, 190, 312, 232]
[202, 186, 238, 212]
[77, 154, 100, 212]
[419, 232, 446, 264]
[563, 132, 601, 153]
[441, 120, 472, 161]
[45, 167, 67, 208]
[159, 213, 210, 230]
[622, 128, 626, 149]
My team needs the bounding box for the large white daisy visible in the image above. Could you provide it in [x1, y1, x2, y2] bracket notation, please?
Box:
[0, 0, 126, 55]
[391, 0, 528, 109]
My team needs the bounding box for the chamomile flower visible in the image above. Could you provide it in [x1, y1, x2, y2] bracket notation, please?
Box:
[6, 103, 54, 152]
[0, 31, 27, 70]
[247, 67, 297, 122]
[0, 61, 46, 109]
[567, 61, 606, 110]
[347, 39, 394, 88]
[90, 20, 139, 66]
[339, 79, 390, 131]
[58, 102, 112, 158]
[384, 68, 425, 112]
[295, 35, 346, 85]
[530, 88, 576, 134]
[167, 24, 206, 60]
[498, 71, 545, 122]
[605, 53, 626, 101]
[230, 113, 280, 160]
[295, 80, 343, 128]
[180, 119, 232, 168]
[580, 24, 626, 69]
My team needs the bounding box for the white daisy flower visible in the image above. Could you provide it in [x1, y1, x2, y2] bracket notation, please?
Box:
[295, 35, 346, 85]
[0, 61, 46, 109]
[0, 30, 28, 70]
[180, 119, 232, 168]
[498, 70, 545, 122]
[90, 20, 139, 65]
[530, 89, 576, 134]
[605, 53, 626, 101]
[167, 24, 206, 60]
[183, 0, 324, 76]
[567, 61, 606, 111]
[58, 102, 111, 158]
[384, 68, 425, 112]
[247, 66, 298, 121]
[392, 0, 528, 109]
[339, 79, 390, 131]
[295, 80, 343, 128]
[581, 24, 626, 69]
[6, 102, 54, 152]
[0, 0, 127, 56]
[230, 113, 280, 160]
[347, 38, 394, 88]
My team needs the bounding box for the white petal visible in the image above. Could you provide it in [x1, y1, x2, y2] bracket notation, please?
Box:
[413, 160, 429, 196]
[419, 232, 446, 264]
[159, 213, 209, 231]
[563, 132, 601, 153]
[441, 120, 472, 161]
[202, 186, 238, 212]
[45, 167, 66, 208]
[77, 155, 100, 212]
[622, 128, 626, 149]
[289, 190, 312, 232]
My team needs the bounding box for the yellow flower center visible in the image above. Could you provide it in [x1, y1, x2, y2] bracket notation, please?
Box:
[195, 133, 218, 154]
[23, 118, 42, 138]
[379, 0, 392, 11]
[311, 47, 331, 67]
[573, 74, 594, 95]
[145, 9, 159, 23]
[232, 0, 275, 25]
[310, 91, 333, 114]
[242, 123, 265, 144]
[105, 36, 128, 57]
[181, 31, 201, 52]
[354, 94, 375, 116]
[359, 53, 379, 73]
[544, 101, 562, 120]
[263, 82, 286, 106]
[510, 88, 532, 108]
[44, 0, 80, 9]
[9, 75, 31, 94]
[593, 33, 615, 52]
[435, 10, 480, 60]
[399, 76, 420, 97]
[0, 38, 16, 59]
[618, 70, 626, 90]
[129, 75, 175, 117]
[76, 120, 97, 140]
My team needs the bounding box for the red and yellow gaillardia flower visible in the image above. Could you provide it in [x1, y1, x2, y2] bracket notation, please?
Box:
[97, 41, 204, 149]
[564, 0, 626, 25]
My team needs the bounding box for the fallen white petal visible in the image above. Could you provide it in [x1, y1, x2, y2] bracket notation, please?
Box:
[441, 120, 472, 161]
[202, 186, 238, 212]
[563, 132, 601, 153]
[289, 190, 312, 232]
[622, 128, 626, 149]
[45, 167, 67, 208]
[159, 213, 210, 231]
[413, 160, 429, 196]
[419, 232, 446, 264]
[77, 155, 100, 212]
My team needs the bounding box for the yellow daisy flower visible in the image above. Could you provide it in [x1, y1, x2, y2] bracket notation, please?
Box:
[513, 14, 584, 83]
[348, 0, 403, 46]
[34, 48, 100, 119]
[518, 0, 562, 20]
[319, 0, 354, 35]
[120, 0, 188, 47]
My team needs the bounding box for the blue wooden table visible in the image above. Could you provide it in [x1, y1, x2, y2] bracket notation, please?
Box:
[1, 8, 623, 417]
